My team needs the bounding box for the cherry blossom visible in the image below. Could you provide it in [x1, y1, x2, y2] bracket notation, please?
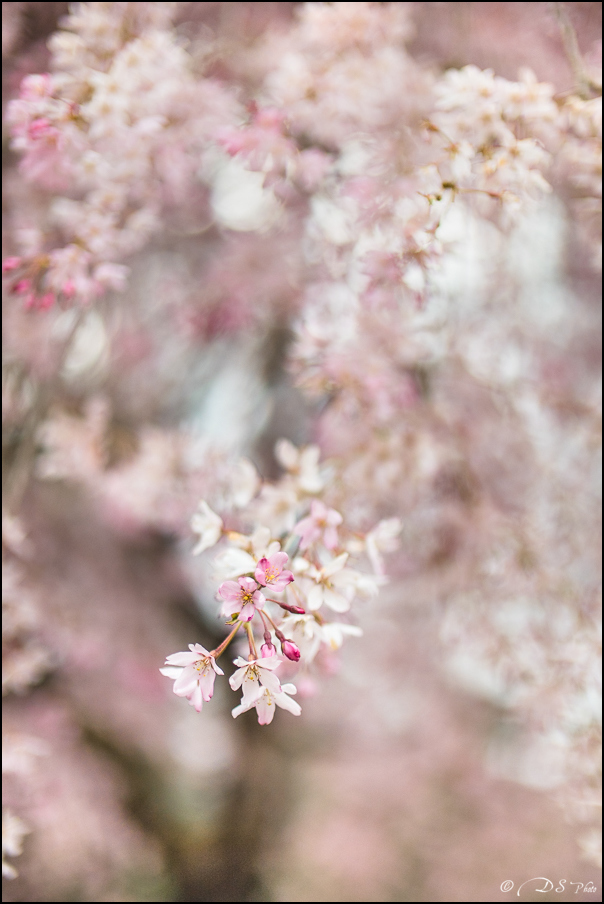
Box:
[365, 517, 403, 575]
[254, 552, 294, 593]
[218, 577, 266, 621]
[296, 553, 354, 613]
[160, 643, 224, 713]
[229, 654, 283, 703]
[294, 499, 343, 550]
[277, 613, 324, 664]
[232, 682, 301, 725]
[321, 622, 364, 651]
[191, 500, 223, 555]
[275, 440, 325, 494]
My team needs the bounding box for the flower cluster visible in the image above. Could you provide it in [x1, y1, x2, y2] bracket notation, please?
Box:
[3, 2, 238, 308]
[161, 440, 399, 723]
[428, 65, 557, 213]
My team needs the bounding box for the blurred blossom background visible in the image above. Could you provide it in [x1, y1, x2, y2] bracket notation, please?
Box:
[2, 2, 602, 902]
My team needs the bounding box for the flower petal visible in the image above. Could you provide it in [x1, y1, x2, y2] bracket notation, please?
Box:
[274, 691, 302, 716]
[218, 580, 243, 601]
[323, 587, 351, 613]
[213, 548, 257, 580]
[173, 664, 199, 695]
[199, 668, 217, 702]
[270, 552, 289, 570]
[256, 654, 281, 670]
[186, 684, 204, 712]
[164, 651, 199, 666]
[229, 665, 247, 690]
[322, 552, 349, 577]
[256, 692, 276, 724]
[307, 584, 324, 611]
[232, 700, 253, 719]
[240, 675, 262, 704]
[239, 601, 256, 621]
[252, 590, 266, 609]
[258, 669, 282, 695]
[280, 683, 298, 694]
[159, 666, 182, 680]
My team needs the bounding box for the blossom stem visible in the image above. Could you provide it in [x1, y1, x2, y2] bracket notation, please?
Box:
[258, 610, 272, 640]
[261, 610, 288, 644]
[244, 621, 258, 659]
[211, 621, 242, 660]
[553, 2, 592, 98]
[261, 609, 279, 632]
[289, 584, 309, 609]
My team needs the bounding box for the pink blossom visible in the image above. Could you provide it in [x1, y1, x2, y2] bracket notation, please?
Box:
[27, 118, 56, 141]
[2, 258, 21, 274]
[218, 576, 266, 621]
[254, 552, 294, 592]
[62, 279, 76, 299]
[294, 499, 343, 550]
[38, 292, 55, 310]
[159, 643, 224, 713]
[20, 73, 53, 101]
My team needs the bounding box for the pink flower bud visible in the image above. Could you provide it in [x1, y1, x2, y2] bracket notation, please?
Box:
[28, 118, 53, 140]
[281, 641, 301, 662]
[2, 257, 21, 274]
[261, 642, 277, 658]
[277, 601, 306, 615]
[39, 292, 55, 310]
[62, 279, 76, 299]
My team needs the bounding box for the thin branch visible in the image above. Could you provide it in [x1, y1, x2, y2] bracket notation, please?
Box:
[551, 3, 595, 99]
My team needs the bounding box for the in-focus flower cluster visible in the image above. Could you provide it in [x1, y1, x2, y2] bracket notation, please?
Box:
[161, 439, 400, 723]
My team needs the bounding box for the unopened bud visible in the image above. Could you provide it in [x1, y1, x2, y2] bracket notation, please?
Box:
[281, 640, 301, 662]
[275, 600, 306, 615]
[261, 642, 277, 658]
[2, 257, 21, 274]
[14, 279, 32, 294]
